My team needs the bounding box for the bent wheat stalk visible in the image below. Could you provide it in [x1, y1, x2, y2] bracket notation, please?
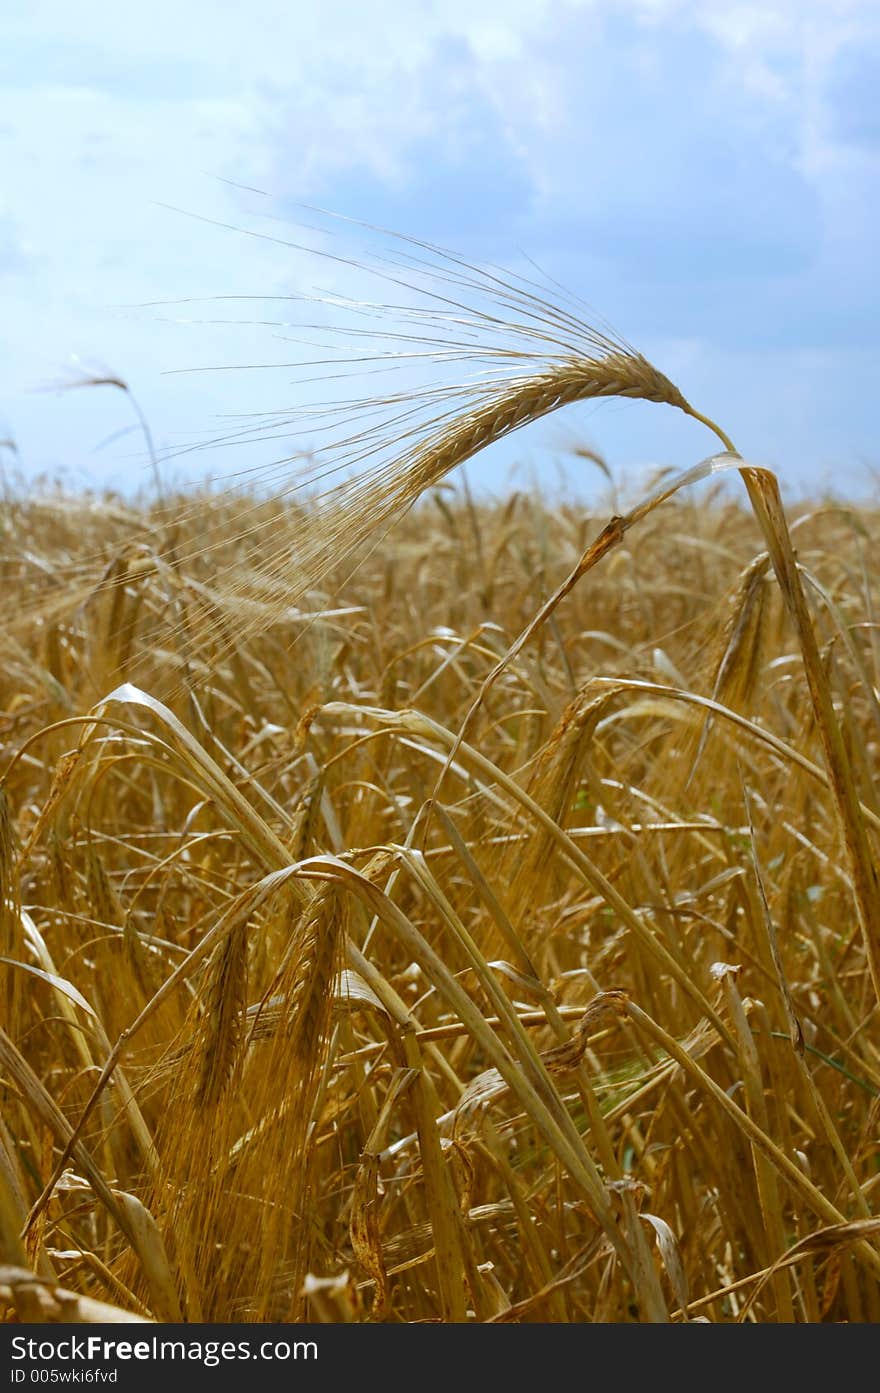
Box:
[406, 355, 880, 1008]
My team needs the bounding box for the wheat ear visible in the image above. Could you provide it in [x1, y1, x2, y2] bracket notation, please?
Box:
[382, 350, 693, 508]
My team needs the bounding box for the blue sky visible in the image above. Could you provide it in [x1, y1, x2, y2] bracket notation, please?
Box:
[1, 0, 879, 500]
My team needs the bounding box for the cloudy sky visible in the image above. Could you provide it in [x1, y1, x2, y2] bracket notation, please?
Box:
[2, 0, 878, 499]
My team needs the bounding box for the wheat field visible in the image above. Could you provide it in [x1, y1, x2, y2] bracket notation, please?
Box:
[2, 243, 880, 1323]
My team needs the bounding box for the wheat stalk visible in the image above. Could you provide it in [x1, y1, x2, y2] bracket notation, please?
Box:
[93, 220, 735, 675]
